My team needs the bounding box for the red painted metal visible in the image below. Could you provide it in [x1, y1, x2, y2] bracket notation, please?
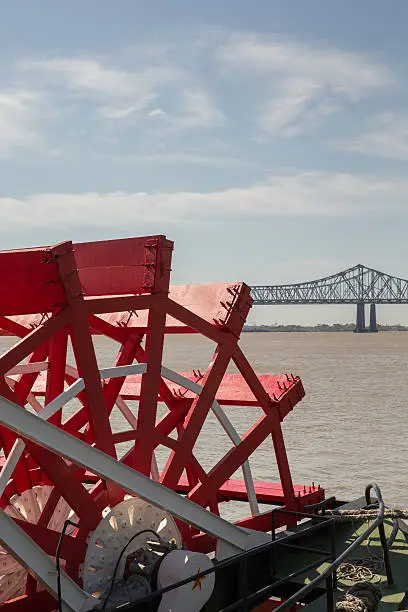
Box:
[2, 592, 56, 611]
[175, 476, 322, 505]
[0, 235, 324, 608]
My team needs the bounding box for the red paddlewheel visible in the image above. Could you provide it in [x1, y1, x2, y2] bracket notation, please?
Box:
[0, 236, 324, 609]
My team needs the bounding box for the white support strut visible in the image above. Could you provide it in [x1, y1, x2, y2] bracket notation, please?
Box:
[0, 364, 148, 498]
[99, 363, 147, 379]
[0, 395, 266, 554]
[0, 510, 95, 611]
[1, 362, 259, 514]
[160, 366, 260, 516]
[0, 378, 86, 498]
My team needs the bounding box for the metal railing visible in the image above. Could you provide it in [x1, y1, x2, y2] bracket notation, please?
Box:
[112, 483, 393, 612]
[271, 483, 393, 612]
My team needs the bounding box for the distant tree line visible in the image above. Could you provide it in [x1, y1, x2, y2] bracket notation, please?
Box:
[243, 323, 408, 332]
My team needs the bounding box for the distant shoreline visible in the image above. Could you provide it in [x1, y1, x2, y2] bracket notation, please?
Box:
[243, 324, 408, 332]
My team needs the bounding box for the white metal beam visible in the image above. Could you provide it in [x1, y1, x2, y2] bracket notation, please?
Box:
[0, 379, 85, 498]
[160, 367, 259, 516]
[0, 395, 266, 552]
[99, 363, 147, 379]
[0, 509, 96, 611]
[42, 379, 85, 420]
[0, 438, 25, 497]
[65, 363, 147, 381]
[1, 363, 258, 515]
[0, 365, 147, 499]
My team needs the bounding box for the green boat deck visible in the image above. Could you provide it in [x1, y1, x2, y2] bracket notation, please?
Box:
[270, 517, 408, 611]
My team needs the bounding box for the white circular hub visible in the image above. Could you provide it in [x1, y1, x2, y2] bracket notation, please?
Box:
[82, 496, 182, 597]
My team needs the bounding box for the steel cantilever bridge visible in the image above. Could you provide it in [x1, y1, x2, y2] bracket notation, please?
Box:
[251, 264, 408, 332]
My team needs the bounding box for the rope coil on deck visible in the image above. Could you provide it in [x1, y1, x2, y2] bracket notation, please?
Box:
[337, 558, 383, 584]
[335, 582, 382, 612]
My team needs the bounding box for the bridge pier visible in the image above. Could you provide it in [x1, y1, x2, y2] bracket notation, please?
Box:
[354, 302, 378, 333]
[354, 302, 366, 333]
[369, 303, 378, 333]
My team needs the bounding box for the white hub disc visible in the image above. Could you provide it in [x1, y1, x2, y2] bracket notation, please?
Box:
[82, 496, 182, 597]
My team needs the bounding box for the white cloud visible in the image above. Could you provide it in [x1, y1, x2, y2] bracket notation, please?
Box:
[5, 32, 395, 156]
[149, 108, 167, 118]
[175, 87, 225, 129]
[218, 33, 394, 136]
[22, 58, 138, 96]
[108, 152, 256, 169]
[260, 78, 339, 137]
[147, 87, 224, 130]
[343, 112, 408, 161]
[2, 171, 408, 230]
[19, 56, 224, 131]
[218, 33, 393, 91]
[98, 100, 155, 120]
[19, 56, 181, 121]
[0, 89, 41, 156]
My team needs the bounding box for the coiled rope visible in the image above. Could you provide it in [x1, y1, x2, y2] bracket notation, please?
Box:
[316, 506, 404, 610]
[327, 510, 389, 609]
[337, 558, 383, 584]
[326, 508, 408, 520]
[335, 582, 382, 612]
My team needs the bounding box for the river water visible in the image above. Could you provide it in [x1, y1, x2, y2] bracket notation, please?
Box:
[95, 331, 408, 509]
[2, 331, 408, 514]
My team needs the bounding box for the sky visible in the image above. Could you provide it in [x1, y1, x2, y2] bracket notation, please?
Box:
[1, 0, 408, 325]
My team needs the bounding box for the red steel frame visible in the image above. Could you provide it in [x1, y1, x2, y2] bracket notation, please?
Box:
[0, 236, 324, 610]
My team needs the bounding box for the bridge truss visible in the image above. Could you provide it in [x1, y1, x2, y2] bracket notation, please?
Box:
[251, 264, 408, 332]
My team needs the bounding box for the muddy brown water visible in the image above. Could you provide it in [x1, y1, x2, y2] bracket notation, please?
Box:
[2, 331, 407, 521]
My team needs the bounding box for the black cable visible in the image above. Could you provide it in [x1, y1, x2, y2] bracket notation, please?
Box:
[101, 529, 162, 611]
[56, 519, 80, 612]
